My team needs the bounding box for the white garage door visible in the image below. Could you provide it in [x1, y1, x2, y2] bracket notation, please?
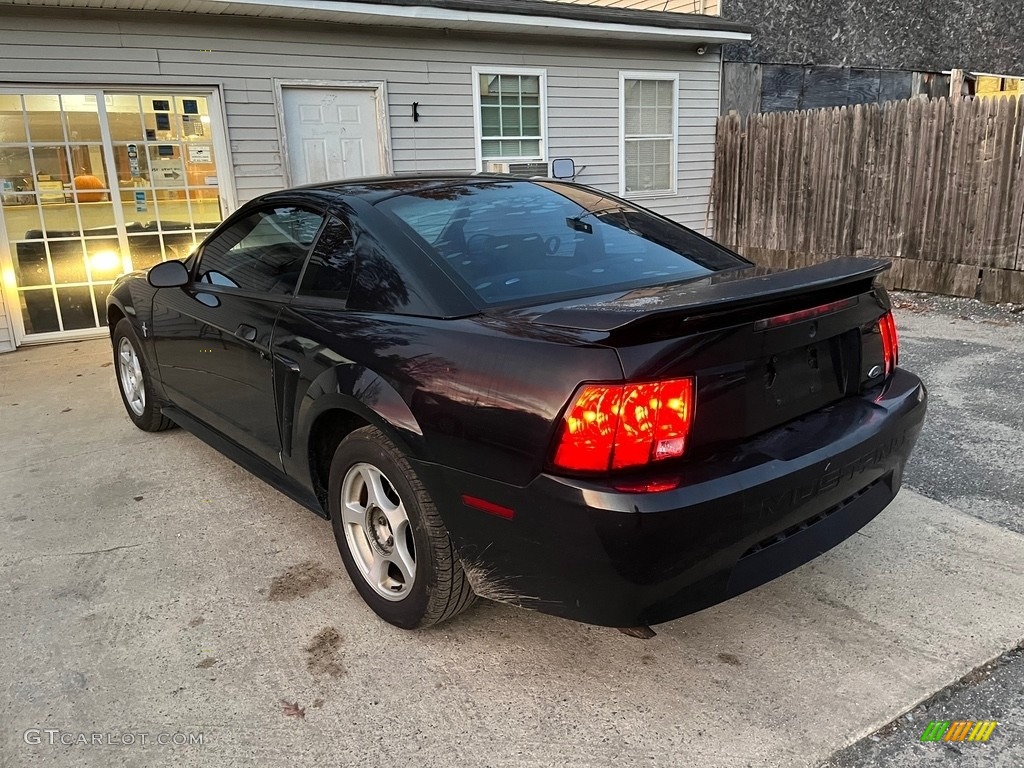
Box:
[281, 87, 385, 186]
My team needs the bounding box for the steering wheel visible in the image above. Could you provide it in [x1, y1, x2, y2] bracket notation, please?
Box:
[545, 235, 561, 255]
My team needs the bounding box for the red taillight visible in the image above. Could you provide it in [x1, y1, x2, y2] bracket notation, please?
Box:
[551, 377, 695, 473]
[879, 311, 899, 377]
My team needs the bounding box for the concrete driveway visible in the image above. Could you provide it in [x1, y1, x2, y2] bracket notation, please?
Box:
[1, 296, 1022, 768]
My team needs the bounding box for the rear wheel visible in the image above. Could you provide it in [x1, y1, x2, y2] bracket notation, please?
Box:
[329, 426, 475, 628]
[112, 318, 174, 432]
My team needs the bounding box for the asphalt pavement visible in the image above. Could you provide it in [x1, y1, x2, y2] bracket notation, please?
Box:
[822, 292, 1024, 767]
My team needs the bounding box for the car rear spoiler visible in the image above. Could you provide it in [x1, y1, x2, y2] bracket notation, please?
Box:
[524, 257, 891, 332]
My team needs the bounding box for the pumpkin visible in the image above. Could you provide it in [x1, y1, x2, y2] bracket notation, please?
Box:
[73, 174, 107, 203]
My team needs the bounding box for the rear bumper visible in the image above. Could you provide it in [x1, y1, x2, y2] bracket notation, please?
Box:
[414, 369, 927, 627]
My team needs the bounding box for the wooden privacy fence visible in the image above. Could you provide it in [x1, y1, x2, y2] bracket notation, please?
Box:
[712, 95, 1024, 303]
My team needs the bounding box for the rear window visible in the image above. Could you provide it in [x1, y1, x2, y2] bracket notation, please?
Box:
[374, 180, 743, 306]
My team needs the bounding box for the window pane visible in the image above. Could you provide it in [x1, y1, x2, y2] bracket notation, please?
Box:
[198, 206, 323, 294]
[522, 106, 541, 134]
[625, 80, 643, 109]
[624, 106, 642, 136]
[93, 283, 113, 325]
[142, 95, 180, 141]
[49, 240, 88, 283]
[57, 285, 96, 330]
[11, 240, 50, 286]
[653, 163, 672, 191]
[20, 289, 59, 334]
[624, 79, 674, 138]
[656, 80, 674, 107]
[481, 138, 541, 159]
[106, 94, 145, 141]
[481, 106, 501, 137]
[148, 145, 185, 188]
[656, 106, 674, 135]
[624, 139, 673, 193]
[24, 95, 65, 142]
[69, 145, 111, 195]
[128, 235, 165, 271]
[298, 216, 356, 301]
[0, 148, 34, 193]
[0, 95, 27, 143]
[62, 95, 101, 142]
[187, 188, 222, 228]
[2, 193, 43, 239]
[501, 107, 522, 137]
[31, 145, 72, 186]
[84, 238, 125, 281]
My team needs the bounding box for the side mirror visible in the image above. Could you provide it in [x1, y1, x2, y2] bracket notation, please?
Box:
[147, 260, 189, 288]
[551, 158, 576, 179]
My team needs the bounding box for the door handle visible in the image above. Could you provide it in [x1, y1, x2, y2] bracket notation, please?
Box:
[235, 324, 257, 342]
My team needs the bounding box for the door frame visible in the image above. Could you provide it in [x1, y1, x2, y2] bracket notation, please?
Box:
[0, 84, 236, 347]
[274, 80, 393, 188]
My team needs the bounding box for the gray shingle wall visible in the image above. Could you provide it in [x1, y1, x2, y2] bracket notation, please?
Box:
[721, 0, 1024, 75]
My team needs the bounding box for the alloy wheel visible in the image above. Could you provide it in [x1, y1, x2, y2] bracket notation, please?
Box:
[118, 337, 146, 417]
[339, 462, 417, 601]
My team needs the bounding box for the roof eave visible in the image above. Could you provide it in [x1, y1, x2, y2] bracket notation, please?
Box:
[0, 0, 751, 44]
[217, 0, 753, 43]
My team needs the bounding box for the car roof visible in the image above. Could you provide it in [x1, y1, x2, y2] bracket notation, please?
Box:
[288, 173, 544, 205]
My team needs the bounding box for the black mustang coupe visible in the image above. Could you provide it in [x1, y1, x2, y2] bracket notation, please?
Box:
[107, 175, 926, 630]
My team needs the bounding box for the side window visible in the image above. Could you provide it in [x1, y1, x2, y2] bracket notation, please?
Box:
[197, 206, 324, 294]
[297, 216, 356, 302]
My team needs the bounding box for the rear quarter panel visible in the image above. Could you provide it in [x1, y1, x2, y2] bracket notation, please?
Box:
[274, 307, 623, 488]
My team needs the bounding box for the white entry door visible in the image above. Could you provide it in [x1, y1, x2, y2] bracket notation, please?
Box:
[281, 87, 385, 185]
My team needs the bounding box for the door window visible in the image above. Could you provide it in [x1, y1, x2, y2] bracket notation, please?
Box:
[197, 206, 324, 295]
[297, 216, 356, 302]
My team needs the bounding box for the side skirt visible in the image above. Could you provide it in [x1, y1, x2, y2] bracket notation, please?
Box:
[162, 406, 327, 519]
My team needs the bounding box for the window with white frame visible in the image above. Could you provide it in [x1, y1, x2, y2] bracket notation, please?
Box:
[474, 69, 546, 166]
[621, 73, 679, 195]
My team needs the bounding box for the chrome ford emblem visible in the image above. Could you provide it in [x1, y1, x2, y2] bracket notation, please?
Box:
[868, 364, 883, 379]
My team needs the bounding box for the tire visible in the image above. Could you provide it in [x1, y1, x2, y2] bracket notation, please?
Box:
[112, 318, 174, 432]
[329, 426, 476, 629]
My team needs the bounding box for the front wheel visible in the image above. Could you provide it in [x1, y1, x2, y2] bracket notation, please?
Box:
[329, 426, 475, 628]
[112, 318, 174, 432]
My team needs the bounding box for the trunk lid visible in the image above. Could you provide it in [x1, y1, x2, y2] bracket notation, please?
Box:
[493, 257, 893, 456]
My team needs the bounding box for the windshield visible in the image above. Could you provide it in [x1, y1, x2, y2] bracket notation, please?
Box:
[374, 180, 744, 306]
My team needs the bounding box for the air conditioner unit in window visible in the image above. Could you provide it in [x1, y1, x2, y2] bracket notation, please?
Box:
[484, 161, 549, 178]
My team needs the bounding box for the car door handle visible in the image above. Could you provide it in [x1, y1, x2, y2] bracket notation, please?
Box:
[235, 324, 257, 342]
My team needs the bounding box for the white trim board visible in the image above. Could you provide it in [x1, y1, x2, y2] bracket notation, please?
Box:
[618, 70, 680, 200]
[471, 66, 549, 173]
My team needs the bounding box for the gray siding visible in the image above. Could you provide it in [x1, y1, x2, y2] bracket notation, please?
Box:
[0, 7, 722, 348]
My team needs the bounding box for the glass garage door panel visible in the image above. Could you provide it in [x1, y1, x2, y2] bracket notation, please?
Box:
[0, 93, 116, 336]
[110, 93, 222, 272]
[0, 90, 225, 340]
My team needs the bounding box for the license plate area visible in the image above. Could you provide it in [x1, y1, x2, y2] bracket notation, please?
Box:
[748, 340, 844, 424]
